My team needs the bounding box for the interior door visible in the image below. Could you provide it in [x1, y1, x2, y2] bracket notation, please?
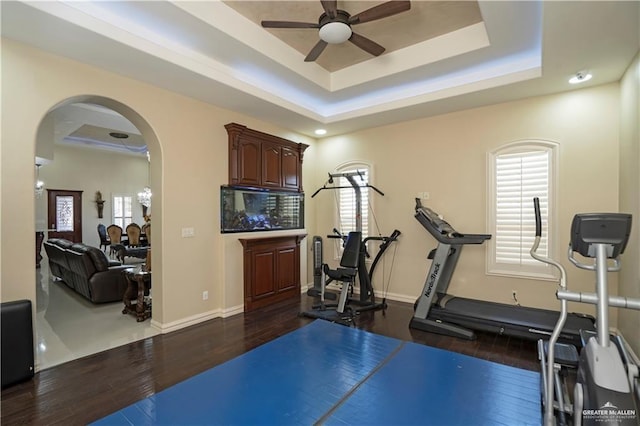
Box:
[47, 190, 83, 243]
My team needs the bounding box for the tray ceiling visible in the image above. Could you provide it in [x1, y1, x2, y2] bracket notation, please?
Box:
[2, 1, 638, 138]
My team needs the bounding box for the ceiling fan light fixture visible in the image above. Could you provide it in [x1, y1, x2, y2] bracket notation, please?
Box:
[319, 22, 352, 44]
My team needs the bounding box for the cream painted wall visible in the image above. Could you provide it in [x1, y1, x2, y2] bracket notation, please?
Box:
[618, 51, 640, 356]
[313, 84, 621, 323]
[1, 36, 635, 353]
[35, 145, 148, 247]
[0, 39, 315, 332]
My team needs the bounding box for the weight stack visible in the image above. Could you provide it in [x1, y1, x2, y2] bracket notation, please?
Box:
[306, 236, 324, 297]
[313, 236, 323, 287]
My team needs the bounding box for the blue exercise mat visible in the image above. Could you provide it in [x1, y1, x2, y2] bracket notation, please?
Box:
[94, 320, 540, 425]
[324, 341, 541, 426]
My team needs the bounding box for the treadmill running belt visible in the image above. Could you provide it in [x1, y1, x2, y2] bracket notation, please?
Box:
[432, 297, 595, 343]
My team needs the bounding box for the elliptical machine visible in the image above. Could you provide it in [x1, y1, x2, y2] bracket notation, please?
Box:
[530, 197, 640, 425]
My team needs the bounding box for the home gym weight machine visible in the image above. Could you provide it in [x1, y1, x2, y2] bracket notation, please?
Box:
[409, 198, 596, 344]
[531, 198, 640, 425]
[302, 171, 400, 323]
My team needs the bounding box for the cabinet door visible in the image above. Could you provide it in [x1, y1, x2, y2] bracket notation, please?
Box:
[276, 246, 297, 292]
[240, 235, 304, 312]
[281, 147, 300, 190]
[238, 138, 261, 186]
[261, 143, 282, 188]
[252, 249, 276, 298]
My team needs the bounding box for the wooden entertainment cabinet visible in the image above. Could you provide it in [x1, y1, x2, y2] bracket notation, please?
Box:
[239, 235, 306, 312]
[225, 123, 308, 192]
[226, 123, 308, 312]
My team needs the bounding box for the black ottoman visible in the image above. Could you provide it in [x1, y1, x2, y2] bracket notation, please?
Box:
[1, 300, 34, 388]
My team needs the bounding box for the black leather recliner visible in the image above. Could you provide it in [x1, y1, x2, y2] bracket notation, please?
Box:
[43, 239, 129, 303]
[44, 238, 74, 289]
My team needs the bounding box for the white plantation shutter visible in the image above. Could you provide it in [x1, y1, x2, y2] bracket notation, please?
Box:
[338, 168, 369, 237]
[113, 195, 133, 229]
[489, 142, 556, 278]
[495, 151, 549, 264]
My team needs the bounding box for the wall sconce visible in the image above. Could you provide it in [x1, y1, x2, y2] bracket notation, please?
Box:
[95, 191, 105, 218]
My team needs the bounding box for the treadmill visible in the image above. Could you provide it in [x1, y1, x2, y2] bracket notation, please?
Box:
[409, 199, 595, 346]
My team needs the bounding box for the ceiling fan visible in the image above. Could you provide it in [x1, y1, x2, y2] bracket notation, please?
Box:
[261, 1, 411, 62]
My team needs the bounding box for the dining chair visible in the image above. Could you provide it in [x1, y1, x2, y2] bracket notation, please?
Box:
[106, 224, 123, 257]
[126, 223, 142, 247]
[141, 223, 151, 246]
[97, 224, 111, 252]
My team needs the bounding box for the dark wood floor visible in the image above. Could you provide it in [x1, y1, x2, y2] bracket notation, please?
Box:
[1, 296, 539, 425]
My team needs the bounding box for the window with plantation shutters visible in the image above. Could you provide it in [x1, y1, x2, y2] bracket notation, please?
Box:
[488, 141, 557, 279]
[336, 166, 369, 238]
[113, 195, 133, 229]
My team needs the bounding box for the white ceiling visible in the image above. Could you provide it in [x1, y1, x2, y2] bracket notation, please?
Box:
[49, 103, 144, 153]
[1, 1, 639, 139]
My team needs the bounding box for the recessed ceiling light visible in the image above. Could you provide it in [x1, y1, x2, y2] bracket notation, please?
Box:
[569, 72, 592, 84]
[314, 129, 327, 135]
[109, 132, 129, 139]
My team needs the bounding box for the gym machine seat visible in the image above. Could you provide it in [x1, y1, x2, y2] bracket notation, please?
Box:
[301, 232, 361, 324]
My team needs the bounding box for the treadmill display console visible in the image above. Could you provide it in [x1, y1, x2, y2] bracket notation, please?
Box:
[414, 199, 491, 245]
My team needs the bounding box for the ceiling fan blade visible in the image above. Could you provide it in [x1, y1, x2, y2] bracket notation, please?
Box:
[349, 32, 385, 56]
[305, 40, 328, 62]
[261, 21, 319, 29]
[349, 1, 411, 25]
[320, 0, 337, 19]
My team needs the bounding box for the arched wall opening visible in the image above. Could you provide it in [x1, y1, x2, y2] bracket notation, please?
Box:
[33, 95, 164, 369]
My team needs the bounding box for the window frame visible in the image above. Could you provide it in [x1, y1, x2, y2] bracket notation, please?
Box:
[112, 194, 134, 230]
[486, 140, 559, 280]
[332, 161, 372, 259]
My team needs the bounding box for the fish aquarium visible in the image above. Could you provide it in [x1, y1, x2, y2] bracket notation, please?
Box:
[221, 186, 304, 233]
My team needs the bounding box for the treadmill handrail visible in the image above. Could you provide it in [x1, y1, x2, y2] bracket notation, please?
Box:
[414, 202, 491, 245]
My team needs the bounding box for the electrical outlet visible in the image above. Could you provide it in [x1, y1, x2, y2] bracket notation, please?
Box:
[417, 192, 430, 200]
[202, 291, 208, 300]
[181, 227, 195, 238]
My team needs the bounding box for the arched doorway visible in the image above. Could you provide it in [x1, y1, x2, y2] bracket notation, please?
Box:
[34, 95, 162, 371]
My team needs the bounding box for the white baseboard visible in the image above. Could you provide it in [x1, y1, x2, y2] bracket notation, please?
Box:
[221, 304, 244, 318]
[380, 291, 417, 304]
[150, 286, 416, 334]
[152, 309, 221, 334]
[150, 303, 246, 333]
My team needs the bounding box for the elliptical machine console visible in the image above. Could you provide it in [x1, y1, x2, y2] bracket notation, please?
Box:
[530, 198, 640, 425]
